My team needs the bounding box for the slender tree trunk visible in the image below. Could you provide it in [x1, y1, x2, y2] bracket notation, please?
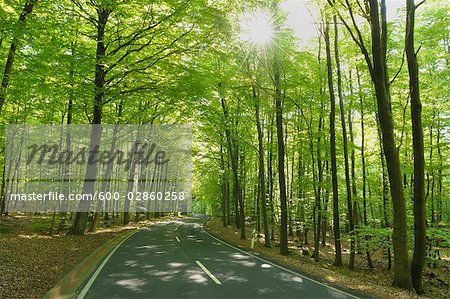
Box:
[256, 171, 261, 233]
[377, 120, 392, 270]
[431, 155, 436, 226]
[322, 160, 330, 247]
[318, 34, 328, 249]
[59, 40, 75, 229]
[289, 150, 295, 237]
[226, 167, 231, 225]
[0, 0, 37, 114]
[274, 59, 288, 256]
[220, 86, 245, 239]
[437, 121, 443, 225]
[267, 116, 275, 241]
[220, 143, 227, 227]
[357, 68, 374, 268]
[239, 148, 246, 235]
[254, 87, 271, 247]
[334, 18, 355, 269]
[303, 102, 321, 261]
[147, 155, 159, 218]
[426, 120, 435, 225]
[296, 117, 306, 245]
[324, 19, 342, 266]
[406, 0, 426, 293]
[348, 72, 360, 256]
[0, 163, 6, 215]
[314, 103, 324, 262]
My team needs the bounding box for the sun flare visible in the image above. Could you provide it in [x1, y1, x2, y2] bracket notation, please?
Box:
[239, 9, 274, 47]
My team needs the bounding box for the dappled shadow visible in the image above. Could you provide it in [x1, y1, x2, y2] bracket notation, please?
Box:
[85, 222, 217, 298]
[85, 219, 356, 299]
[115, 278, 147, 293]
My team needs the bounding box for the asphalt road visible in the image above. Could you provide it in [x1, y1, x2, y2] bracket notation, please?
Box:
[78, 215, 359, 299]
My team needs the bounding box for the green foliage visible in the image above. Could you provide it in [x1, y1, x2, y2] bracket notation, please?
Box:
[428, 228, 450, 247]
[0, 0, 449, 285]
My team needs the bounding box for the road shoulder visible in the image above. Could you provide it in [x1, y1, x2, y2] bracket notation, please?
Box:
[43, 228, 138, 299]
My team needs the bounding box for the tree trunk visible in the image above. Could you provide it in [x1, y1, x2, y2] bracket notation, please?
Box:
[90, 103, 122, 232]
[314, 103, 324, 262]
[67, 8, 110, 235]
[357, 68, 374, 268]
[324, 19, 342, 266]
[254, 87, 271, 247]
[123, 139, 138, 225]
[220, 87, 245, 239]
[369, 0, 413, 289]
[226, 159, 231, 225]
[377, 120, 392, 270]
[0, 0, 37, 114]
[334, 17, 355, 269]
[267, 115, 275, 241]
[348, 72, 361, 256]
[274, 60, 288, 256]
[437, 121, 442, 225]
[296, 116, 305, 245]
[406, 0, 426, 293]
[0, 163, 6, 215]
[426, 120, 435, 225]
[322, 160, 330, 247]
[220, 143, 227, 227]
[289, 150, 295, 237]
[256, 172, 261, 233]
[58, 40, 75, 231]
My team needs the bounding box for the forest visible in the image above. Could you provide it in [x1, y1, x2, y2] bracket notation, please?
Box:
[0, 0, 449, 298]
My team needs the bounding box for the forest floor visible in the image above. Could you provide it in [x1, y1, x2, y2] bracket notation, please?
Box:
[0, 214, 171, 299]
[206, 218, 450, 299]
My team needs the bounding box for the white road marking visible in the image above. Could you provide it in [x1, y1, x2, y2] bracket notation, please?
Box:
[77, 229, 140, 299]
[201, 226, 360, 299]
[195, 261, 222, 285]
[176, 236, 181, 243]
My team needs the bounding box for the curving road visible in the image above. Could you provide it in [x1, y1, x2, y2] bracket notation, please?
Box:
[78, 215, 359, 299]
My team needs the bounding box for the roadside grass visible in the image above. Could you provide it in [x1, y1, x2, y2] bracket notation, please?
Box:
[205, 217, 450, 299]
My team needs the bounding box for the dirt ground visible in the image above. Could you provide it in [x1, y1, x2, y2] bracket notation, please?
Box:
[0, 214, 166, 299]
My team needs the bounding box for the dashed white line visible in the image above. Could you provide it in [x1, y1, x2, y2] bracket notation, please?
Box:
[201, 227, 360, 298]
[195, 261, 222, 285]
[176, 236, 180, 243]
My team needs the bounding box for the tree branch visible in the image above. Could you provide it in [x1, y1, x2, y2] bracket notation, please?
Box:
[327, 0, 374, 77]
[416, 0, 426, 9]
[70, 0, 98, 27]
[389, 48, 406, 85]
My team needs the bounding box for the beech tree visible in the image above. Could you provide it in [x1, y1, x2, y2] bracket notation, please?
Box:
[0, 0, 38, 115]
[1, 1, 449, 296]
[406, 0, 426, 293]
[327, 0, 413, 289]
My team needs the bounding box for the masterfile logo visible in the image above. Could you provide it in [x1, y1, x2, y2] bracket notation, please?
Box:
[4, 124, 192, 213]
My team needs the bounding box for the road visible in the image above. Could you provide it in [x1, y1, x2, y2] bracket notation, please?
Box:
[78, 215, 359, 299]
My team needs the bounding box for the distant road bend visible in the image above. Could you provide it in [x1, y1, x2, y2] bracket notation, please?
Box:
[78, 215, 360, 299]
